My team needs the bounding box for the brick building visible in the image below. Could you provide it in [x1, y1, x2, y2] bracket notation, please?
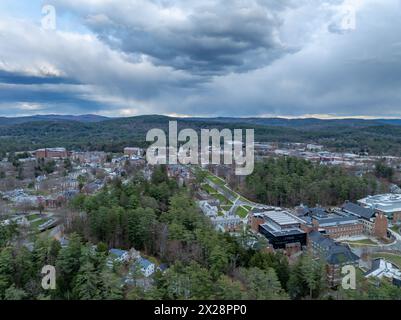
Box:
[249, 212, 265, 232]
[308, 231, 359, 287]
[35, 148, 68, 159]
[342, 202, 389, 239]
[297, 206, 364, 239]
[124, 147, 143, 157]
[373, 213, 388, 239]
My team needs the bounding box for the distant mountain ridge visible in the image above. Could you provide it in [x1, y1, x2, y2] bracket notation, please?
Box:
[184, 117, 401, 129]
[0, 114, 401, 128]
[1, 114, 401, 156]
[0, 114, 110, 125]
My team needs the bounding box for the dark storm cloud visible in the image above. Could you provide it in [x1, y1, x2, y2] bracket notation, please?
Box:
[52, 0, 298, 75]
[0, 72, 103, 115]
[0, 70, 79, 85]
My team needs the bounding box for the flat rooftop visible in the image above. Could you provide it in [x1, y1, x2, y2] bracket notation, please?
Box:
[263, 210, 300, 226]
[359, 194, 401, 213]
[260, 223, 305, 237]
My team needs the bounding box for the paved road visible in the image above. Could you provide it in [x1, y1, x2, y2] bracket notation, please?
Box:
[205, 177, 277, 222]
[205, 178, 275, 209]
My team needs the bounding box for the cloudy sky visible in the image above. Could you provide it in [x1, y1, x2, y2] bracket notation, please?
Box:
[1, 0, 401, 118]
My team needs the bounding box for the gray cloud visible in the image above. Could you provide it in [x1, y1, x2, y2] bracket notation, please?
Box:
[50, 0, 301, 76]
[1, 0, 401, 118]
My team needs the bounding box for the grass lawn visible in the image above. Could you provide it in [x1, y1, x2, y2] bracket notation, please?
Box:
[220, 205, 232, 211]
[346, 239, 377, 246]
[27, 214, 40, 221]
[213, 193, 233, 205]
[236, 206, 249, 218]
[243, 205, 253, 211]
[202, 184, 217, 194]
[371, 253, 401, 268]
[391, 225, 400, 234]
[30, 218, 48, 229]
[207, 175, 226, 186]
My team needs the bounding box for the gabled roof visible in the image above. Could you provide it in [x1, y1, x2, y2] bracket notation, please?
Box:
[309, 231, 333, 247]
[139, 258, 154, 269]
[109, 248, 128, 258]
[309, 231, 359, 265]
[296, 206, 310, 216]
[326, 245, 359, 265]
[365, 258, 401, 279]
[310, 207, 328, 218]
[343, 202, 375, 219]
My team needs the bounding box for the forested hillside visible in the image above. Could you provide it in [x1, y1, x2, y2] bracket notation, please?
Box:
[1, 115, 401, 155]
[243, 157, 383, 207]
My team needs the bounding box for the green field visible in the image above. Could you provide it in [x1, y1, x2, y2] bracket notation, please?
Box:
[346, 238, 377, 246]
[371, 253, 401, 268]
[220, 205, 232, 211]
[202, 184, 217, 194]
[27, 214, 40, 221]
[30, 218, 48, 229]
[235, 206, 249, 218]
[213, 193, 232, 205]
[207, 175, 226, 186]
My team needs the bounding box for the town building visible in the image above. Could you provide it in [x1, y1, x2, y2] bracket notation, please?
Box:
[358, 194, 401, 223]
[167, 165, 194, 187]
[198, 200, 219, 218]
[306, 144, 324, 151]
[37, 195, 65, 209]
[297, 206, 365, 239]
[71, 151, 107, 164]
[124, 147, 144, 158]
[342, 202, 388, 239]
[210, 214, 242, 232]
[108, 249, 130, 263]
[35, 147, 68, 159]
[308, 231, 359, 287]
[1, 189, 38, 207]
[253, 210, 307, 250]
[126, 256, 156, 278]
[138, 258, 155, 277]
[365, 258, 401, 284]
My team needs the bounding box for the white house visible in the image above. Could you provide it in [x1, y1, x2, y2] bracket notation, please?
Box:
[109, 249, 129, 263]
[199, 200, 218, 217]
[366, 258, 401, 281]
[139, 258, 155, 277]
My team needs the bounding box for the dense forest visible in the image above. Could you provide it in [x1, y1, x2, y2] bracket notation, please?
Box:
[1, 115, 401, 155]
[243, 157, 382, 207]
